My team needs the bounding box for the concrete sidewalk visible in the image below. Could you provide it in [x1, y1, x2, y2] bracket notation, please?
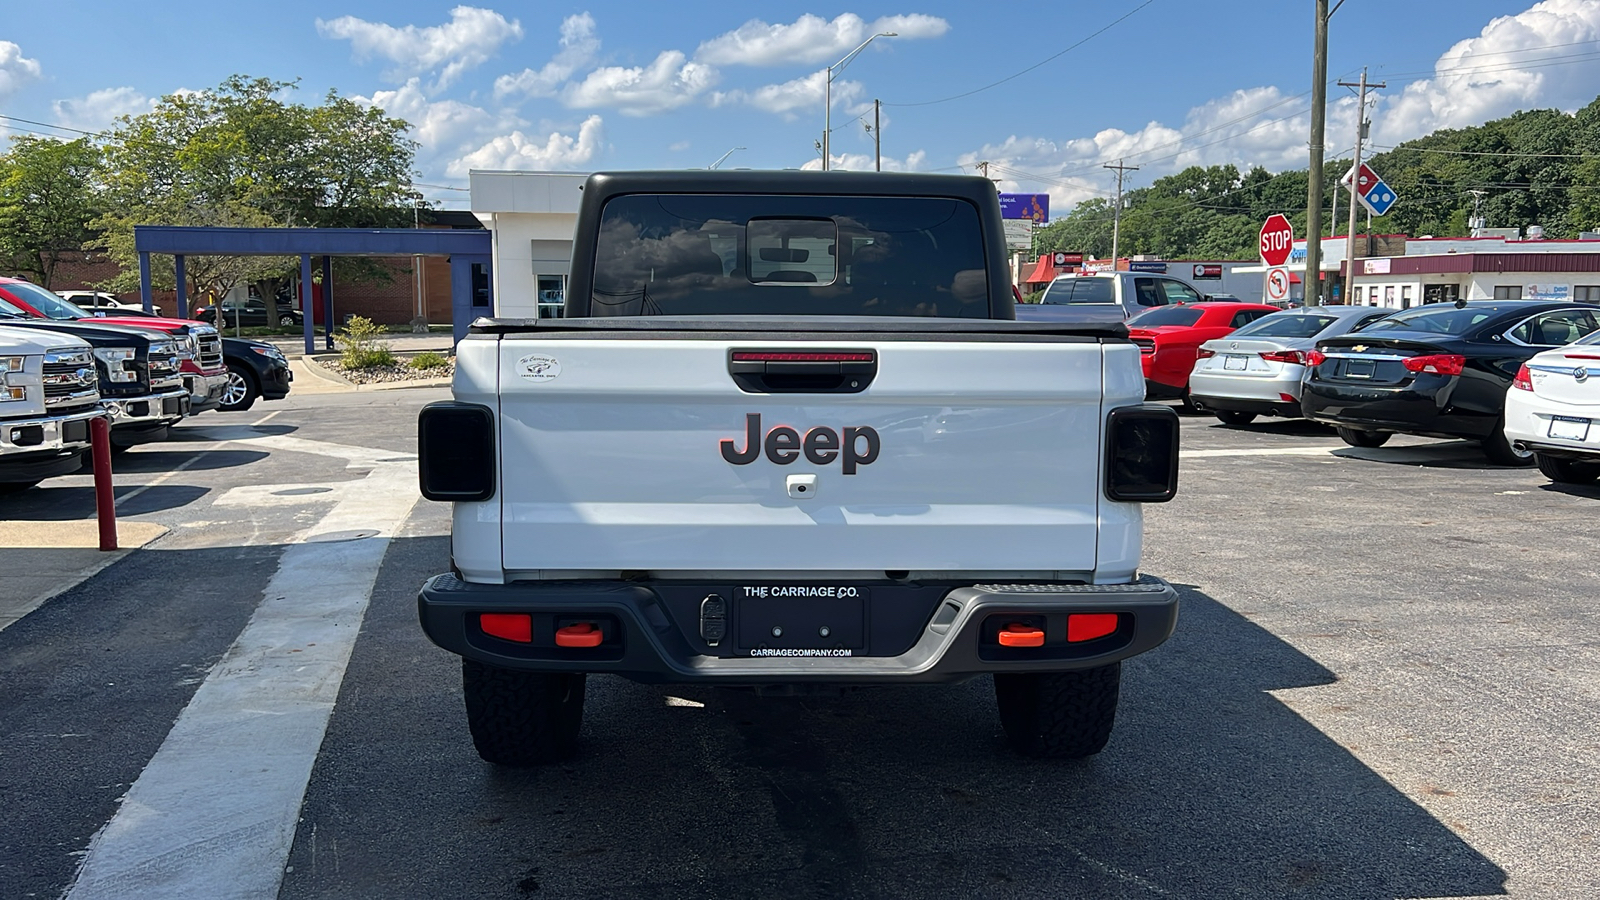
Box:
[0, 521, 169, 632]
[260, 333, 455, 356]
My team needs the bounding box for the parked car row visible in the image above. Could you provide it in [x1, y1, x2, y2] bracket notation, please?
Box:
[0, 281, 293, 494]
[1179, 298, 1600, 482]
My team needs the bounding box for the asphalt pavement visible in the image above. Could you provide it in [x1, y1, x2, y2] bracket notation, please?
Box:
[2, 395, 1597, 899]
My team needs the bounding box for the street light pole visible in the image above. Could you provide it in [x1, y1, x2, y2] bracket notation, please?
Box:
[824, 32, 896, 171]
[709, 146, 746, 170]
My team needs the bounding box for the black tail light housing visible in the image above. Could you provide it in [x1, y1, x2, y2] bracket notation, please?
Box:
[418, 401, 496, 501]
[1105, 405, 1179, 502]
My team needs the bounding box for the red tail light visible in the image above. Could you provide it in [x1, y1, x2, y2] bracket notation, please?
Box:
[1513, 364, 1534, 391]
[1197, 348, 1216, 359]
[1305, 350, 1327, 367]
[1259, 350, 1307, 365]
[1564, 353, 1600, 361]
[1402, 354, 1466, 376]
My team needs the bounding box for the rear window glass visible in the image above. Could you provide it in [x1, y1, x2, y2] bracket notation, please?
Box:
[1230, 312, 1338, 339]
[1127, 306, 1203, 327]
[590, 194, 988, 317]
[1358, 306, 1495, 335]
[1040, 277, 1114, 304]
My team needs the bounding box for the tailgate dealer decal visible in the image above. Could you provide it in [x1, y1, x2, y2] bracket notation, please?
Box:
[720, 413, 879, 474]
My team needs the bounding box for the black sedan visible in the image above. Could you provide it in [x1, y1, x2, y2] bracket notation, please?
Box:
[219, 338, 292, 412]
[1302, 301, 1600, 465]
[196, 298, 303, 328]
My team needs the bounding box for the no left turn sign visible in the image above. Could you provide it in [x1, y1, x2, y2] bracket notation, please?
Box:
[1266, 267, 1292, 303]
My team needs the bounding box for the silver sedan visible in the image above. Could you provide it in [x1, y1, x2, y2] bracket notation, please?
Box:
[1190, 306, 1396, 425]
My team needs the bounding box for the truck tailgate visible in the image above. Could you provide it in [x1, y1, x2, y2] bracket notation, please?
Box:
[496, 335, 1108, 574]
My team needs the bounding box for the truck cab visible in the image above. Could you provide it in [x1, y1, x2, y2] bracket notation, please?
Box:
[1016, 271, 1211, 323]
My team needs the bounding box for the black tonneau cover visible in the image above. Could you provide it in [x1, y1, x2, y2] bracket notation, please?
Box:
[468, 315, 1129, 341]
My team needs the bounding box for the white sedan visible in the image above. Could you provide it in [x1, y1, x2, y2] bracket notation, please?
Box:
[55, 290, 163, 317]
[1504, 331, 1600, 484]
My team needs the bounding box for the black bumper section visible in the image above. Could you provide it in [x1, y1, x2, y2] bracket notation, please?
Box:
[418, 574, 1179, 685]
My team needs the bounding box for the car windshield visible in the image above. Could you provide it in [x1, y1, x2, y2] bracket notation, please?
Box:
[1357, 305, 1496, 335]
[3, 281, 93, 319]
[0, 296, 29, 317]
[1040, 277, 1115, 304]
[590, 194, 990, 317]
[1229, 312, 1339, 339]
[1127, 306, 1203, 327]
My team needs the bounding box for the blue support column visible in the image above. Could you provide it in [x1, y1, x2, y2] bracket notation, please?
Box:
[173, 255, 188, 319]
[449, 255, 473, 346]
[139, 253, 153, 313]
[300, 254, 314, 356]
[321, 256, 335, 351]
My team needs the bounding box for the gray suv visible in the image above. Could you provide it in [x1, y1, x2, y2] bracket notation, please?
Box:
[1016, 272, 1209, 323]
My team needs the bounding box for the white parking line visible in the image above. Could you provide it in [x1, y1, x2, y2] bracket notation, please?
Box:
[1184, 446, 1340, 459]
[64, 444, 419, 900]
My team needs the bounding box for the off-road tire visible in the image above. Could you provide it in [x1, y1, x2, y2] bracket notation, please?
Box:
[1482, 418, 1536, 467]
[1535, 453, 1600, 484]
[1336, 426, 1391, 448]
[462, 661, 585, 766]
[994, 663, 1121, 759]
[1215, 410, 1257, 427]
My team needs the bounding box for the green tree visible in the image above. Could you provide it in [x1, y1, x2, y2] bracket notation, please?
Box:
[95, 75, 418, 301]
[0, 136, 102, 287]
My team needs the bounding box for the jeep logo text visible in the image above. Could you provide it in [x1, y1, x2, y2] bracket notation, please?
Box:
[720, 413, 880, 474]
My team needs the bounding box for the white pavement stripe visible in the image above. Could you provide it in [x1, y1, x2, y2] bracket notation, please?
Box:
[64, 459, 419, 900]
[1184, 446, 1339, 458]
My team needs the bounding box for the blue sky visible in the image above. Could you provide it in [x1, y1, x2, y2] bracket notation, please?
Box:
[3, 0, 1599, 211]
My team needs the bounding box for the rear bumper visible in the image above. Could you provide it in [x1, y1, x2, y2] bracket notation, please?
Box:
[1504, 390, 1600, 459]
[1301, 380, 1492, 440]
[418, 574, 1179, 684]
[1189, 367, 1304, 405]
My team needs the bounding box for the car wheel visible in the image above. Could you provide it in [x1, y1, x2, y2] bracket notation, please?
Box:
[462, 661, 585, 766]
[1482, 418, 1536, 467]
[279, 314, 297, 327]
[1215, 410, 1257, 427]
[0, 480, 42, 495]
[1534, 453, 1600, 484]
[220, 363, 259, 412]
[994, 664, 1121, 759]
[1336, 426, 1391, 448]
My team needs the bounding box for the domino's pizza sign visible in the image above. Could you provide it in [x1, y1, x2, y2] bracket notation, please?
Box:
[1362, 179, 1398, 216]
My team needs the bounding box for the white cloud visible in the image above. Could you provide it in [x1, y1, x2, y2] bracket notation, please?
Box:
[448, 115, 605, 175]
[563, 51, 717, 116]
[0, 41, 42, 101]
[359, 78, 504, 152]
[317, 6, 523, 90]
[712, 69, 863, 119]
[801, 149, 927, 172]
[1377, 0, 1600, 143]
[494, 13, 600, 100]
[51, 87, 153, 133]
[696, 13, 948, 67]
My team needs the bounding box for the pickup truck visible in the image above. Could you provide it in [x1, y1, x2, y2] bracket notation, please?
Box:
[0, 326, 103, 493]
[1016, 271, 1213, 323]
[417, 171, 1181, 766]
[0, 278, 228, 414]
[0, 299, 188, 449]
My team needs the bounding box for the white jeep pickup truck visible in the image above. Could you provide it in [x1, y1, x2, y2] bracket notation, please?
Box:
[418, 171, 1180, 766]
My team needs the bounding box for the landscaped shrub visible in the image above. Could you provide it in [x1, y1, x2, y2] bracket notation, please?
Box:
[334, 316, 396, 369]
[409, 351, 450, 369]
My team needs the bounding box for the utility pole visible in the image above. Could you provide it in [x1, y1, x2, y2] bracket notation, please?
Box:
[1468, 189, 1488, 235]
[874, 99, 881, 171]
[977, 161, 990, 179]
[1105, 159, 1139, 266]
[1304, 0, 1330, 305]
[1339, 68, 1383, 308]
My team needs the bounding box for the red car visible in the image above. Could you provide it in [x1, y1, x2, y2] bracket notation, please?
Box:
[1127, 302, 1280, 407]
[0, 278, 230, 413]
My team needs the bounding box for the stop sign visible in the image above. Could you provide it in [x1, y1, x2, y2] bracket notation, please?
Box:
[1259, 214, 1294, 267]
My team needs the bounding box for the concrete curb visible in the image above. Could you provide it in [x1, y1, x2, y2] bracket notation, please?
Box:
[0, 521, 170, 633]
[302, 354, 451, 391]
[301, 354, 357, 387]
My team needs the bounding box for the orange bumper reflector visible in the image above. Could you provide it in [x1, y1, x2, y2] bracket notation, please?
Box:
[481, 613, 532, 643]
[997, 623, 1046, 647]
[1067, 613, 1119, 643]
[555, 622, 604, 648]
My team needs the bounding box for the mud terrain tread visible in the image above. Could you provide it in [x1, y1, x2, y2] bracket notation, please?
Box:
[994, 663, 1121, 759]
[462, 661, 585, 766]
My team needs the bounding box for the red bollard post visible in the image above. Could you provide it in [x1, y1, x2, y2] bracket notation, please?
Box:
[90, 415, 118, 551]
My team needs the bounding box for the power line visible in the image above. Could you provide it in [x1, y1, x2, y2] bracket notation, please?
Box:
[1369, 144, 1593, 160]
[885, 0, 1157, 108]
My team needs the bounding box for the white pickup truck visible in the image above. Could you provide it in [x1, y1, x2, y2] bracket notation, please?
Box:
[418, 171, 1180, 766]
[0, 325, 103, 492]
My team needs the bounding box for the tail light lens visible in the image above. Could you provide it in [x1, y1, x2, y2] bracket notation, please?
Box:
[1105, 405, 1180, 502]
[1305, 350, 1327, 367]
[419, 401, 496, 501]
[1402, 354, 1466, 376]
[1196, 348, 1215, 359]
[1259, 350, 1307, 365]
[1513, 364, 1534, 391]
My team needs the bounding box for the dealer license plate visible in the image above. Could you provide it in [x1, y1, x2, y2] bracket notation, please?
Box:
[736, 584, 866, 655]
[1549, 415, 1591, 441]
[1224, 355, 1248, 371]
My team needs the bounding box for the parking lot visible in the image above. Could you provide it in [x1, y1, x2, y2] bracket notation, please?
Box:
[2, 389, 1597, 899]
